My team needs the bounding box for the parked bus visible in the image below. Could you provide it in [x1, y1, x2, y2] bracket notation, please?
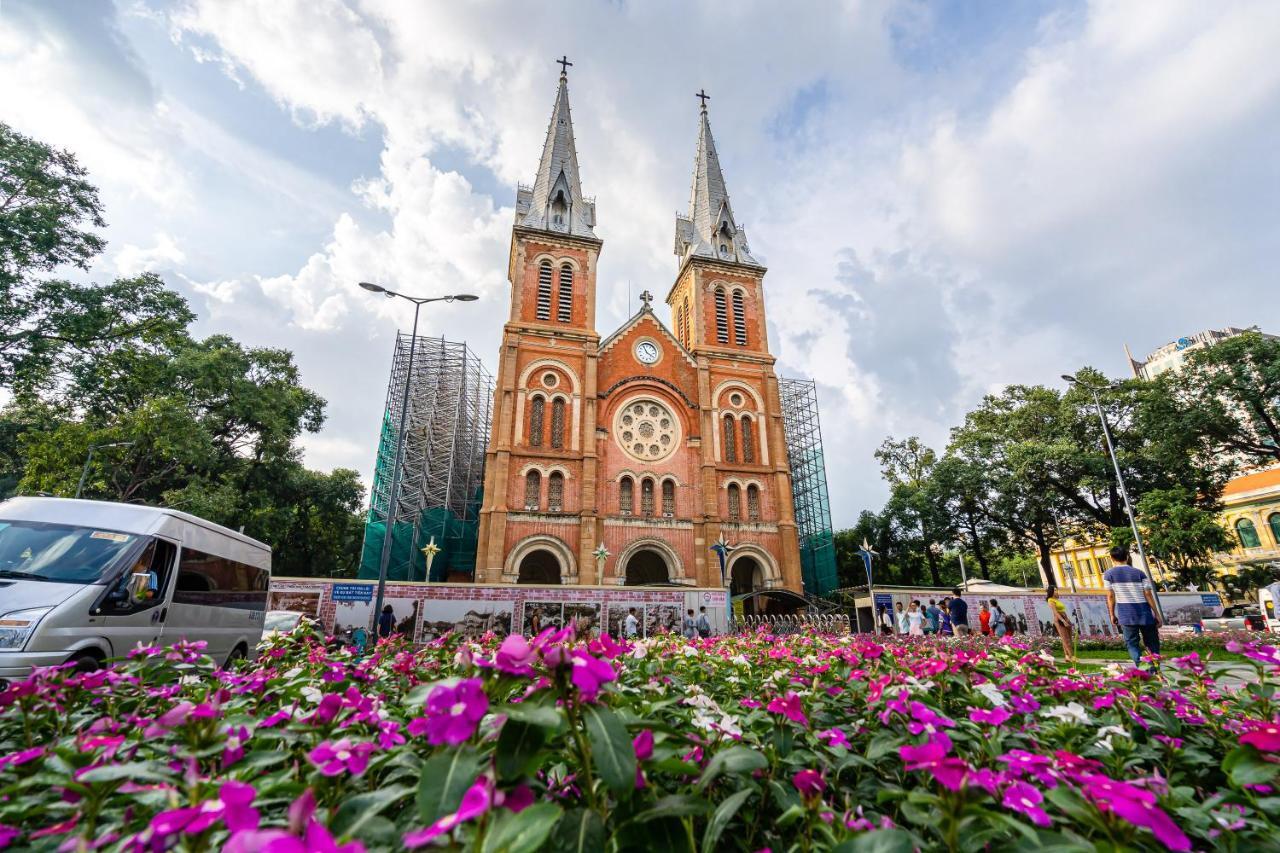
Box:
[0, 497, 269, 684]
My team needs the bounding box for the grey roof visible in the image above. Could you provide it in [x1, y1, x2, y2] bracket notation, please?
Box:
[674, 105, 760, 267]
[516, 72, 597, 239]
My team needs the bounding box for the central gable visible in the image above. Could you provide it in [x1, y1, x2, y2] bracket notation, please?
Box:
[597, 310, 701, 414]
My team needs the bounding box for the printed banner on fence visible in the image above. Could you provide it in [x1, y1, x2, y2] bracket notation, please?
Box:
[330, 584, 374, 603]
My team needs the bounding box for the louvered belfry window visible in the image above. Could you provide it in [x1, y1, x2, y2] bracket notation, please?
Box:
[536, 261, 553, 320]
[641, 478, 655, 516]
[529, 396, 544, 447]
[722, 414, 737, 463]
[681, 298, 691, 346]
[714, 287, 728, 343]
[557, 264, 573, 322]
[747, 485, 761, 521]
[727, 484, 741, 520]
[732, 290, 747, 345]
[619, 477, 634, 514]
[548, 471, 564, 512]
[550, 398, 566, 448]
[524, 470, 541, 510]
[741, 417, 755, 463]
[661, 480, 675, 516]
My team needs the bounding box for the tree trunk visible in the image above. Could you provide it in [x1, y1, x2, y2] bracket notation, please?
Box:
[967, 517, 992, 579]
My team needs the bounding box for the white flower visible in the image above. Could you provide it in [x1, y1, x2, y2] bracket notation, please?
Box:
[283, 667, 303, 679]
[975, 682, 1008, 707]
[1038, 651, 1056, 663]
[731, 655, 750, 666]
[1096, 725, 1130, 752]
[1041, 702, 1089, 724]
[300, 686, 323, 705]
[682, 645, 699, 657]
[631, 643, 648, 660]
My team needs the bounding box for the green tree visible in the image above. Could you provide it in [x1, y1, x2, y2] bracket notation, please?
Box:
[1128, 487, 1231, 588]
[874, 437, 953, 585]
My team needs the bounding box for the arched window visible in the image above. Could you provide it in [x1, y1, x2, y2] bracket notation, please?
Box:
[661, 480, 675, 516]
[1237, 518, 1261, 549]
[727, 484, 741, 521]
[550, 398, 566, 449]
[547, 471, 564, 512]
[641, 478, 655, 517]
[1270, 513, 1280, 547]
[528, 396, 545, 447]
[722, 414, 737, 462]
[524, 470, 541, 511]
[536, 261, 553, 320]
[557, 264, 573, 322]
[732, 290, 747, 346]
[747, 484, 761, 521]
[619, 477, 633, 515]
[714, 287, 728, 344]
[740, 416, 755, 463]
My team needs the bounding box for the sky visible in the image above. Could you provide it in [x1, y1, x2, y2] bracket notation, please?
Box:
[2, 0, 1279, 527]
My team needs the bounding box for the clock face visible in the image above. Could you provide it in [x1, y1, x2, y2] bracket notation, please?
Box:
[635, 341, 660, 365]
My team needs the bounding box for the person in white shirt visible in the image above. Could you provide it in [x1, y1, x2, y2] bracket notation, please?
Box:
[624, 607, 639, 639]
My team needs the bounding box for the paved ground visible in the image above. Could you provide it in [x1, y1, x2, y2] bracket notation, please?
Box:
[1067, 656, 1267, 687]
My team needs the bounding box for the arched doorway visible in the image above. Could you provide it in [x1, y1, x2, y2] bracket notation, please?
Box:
[624, 549, 670, 586]
[731, 556, 763, 614]
[517, 549, 561, 584]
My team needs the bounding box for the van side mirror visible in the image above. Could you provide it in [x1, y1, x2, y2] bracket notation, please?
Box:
[128, 572, 151, 604]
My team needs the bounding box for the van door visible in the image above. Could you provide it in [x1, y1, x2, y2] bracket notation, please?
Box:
[92, 539, 178, 659]
[166, 545, 267, 663]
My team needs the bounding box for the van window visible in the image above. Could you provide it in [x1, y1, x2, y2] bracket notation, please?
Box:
[173, 547, 268, 611]
[101, 539, 177, 615]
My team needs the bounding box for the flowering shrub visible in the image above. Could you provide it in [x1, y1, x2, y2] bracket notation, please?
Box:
[1, 627, 1278, 851]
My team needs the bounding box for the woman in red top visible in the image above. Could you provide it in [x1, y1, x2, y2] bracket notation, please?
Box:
[978, 603, 992, 636]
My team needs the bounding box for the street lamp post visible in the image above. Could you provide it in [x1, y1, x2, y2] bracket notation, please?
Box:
[359, 282, 478, 625]
[1062, 374, 1165, 619]
[75, 442, 135, 499]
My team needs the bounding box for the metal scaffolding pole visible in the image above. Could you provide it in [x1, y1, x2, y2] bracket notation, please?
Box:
[778, 377, 838, 597]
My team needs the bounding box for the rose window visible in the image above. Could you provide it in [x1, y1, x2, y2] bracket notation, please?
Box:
[614, 398, 679, 462]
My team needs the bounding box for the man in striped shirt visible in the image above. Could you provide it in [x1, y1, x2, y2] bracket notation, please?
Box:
[1103, 545, 1163, 669]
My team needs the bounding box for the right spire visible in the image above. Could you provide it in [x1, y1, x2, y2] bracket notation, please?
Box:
[674, 91, 759, 266]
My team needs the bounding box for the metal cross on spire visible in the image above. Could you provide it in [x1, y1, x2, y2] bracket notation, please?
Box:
[557, 55, 573, 75]
[695, 89, 710, 111]
[639, 289, 653, 308]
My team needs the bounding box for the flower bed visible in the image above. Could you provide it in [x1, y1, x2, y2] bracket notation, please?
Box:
[1, 629, 1279, 851]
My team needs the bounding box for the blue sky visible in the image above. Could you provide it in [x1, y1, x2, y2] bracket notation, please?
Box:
[2, 0, 1278, 526]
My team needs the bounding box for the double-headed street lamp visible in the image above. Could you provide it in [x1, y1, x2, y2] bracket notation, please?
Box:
[358, 283, 477, 625]
[75, 442, 135, 499]
[1061, 373, 1165, 618]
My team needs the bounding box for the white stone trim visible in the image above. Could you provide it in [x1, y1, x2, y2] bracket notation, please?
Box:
[504, 534, 578, 584]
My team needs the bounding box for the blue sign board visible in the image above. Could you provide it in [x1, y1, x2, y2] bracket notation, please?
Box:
[874, 593, 894, 610]
[1199, 593, 1222, 608]
[331, 583, 374, 602]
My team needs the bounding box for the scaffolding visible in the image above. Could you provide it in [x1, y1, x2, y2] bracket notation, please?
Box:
[358, 335, 493, 582]
[779, 377, 839, 597]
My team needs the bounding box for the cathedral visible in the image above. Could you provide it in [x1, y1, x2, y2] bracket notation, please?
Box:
[474, 64, 803, 595]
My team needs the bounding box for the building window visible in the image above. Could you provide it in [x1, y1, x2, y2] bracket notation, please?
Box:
[661, 480, 675, 516]
[681, 298, 690, 347]
[740, 416, 755, 463]
[557, 264, 573, 322]
[714, 287, 728, 344]
[548, 471, 564, 512]
[1269, 512, 1280, 546]
[641, 478, 655, 517]
[619, 477, 633, 515]
[727, 484, 741, 521]
[550, 398, 566, 448]
[732, 290, 747, 346]
[536, 261, 553, 320]
[524, 470, 541, 510]
[529, 396, 544, 447]
[1237, 518, 1262, 549]
[722, 414, 737, 463]
[747, 484, 760, 521]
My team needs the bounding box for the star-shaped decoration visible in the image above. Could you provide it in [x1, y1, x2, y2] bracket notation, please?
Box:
[420, 537, 442, 560]
[592, 543, 610, 563]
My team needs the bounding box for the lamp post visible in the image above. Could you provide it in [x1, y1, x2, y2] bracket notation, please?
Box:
[75, 442, 135, 499]
[1061, 373, 1165, 619]
[359, 282, 478, 624]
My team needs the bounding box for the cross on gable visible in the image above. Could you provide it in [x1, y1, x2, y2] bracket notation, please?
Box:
[696, 89, 710, 109]
[557, 55, 573, 74]
[639, 290, 653, 308]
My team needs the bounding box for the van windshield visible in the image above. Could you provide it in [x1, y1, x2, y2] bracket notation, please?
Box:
[0, 521, 144, 584]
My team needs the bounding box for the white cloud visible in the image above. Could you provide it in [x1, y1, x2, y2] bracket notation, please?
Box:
[114, 232, 187, 276]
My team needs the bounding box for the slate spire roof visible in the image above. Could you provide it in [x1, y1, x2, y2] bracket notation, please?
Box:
[515, 66, 597, 239]
[674, 98, 759, 267]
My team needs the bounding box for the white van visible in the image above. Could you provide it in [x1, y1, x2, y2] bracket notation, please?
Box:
[1262, 583, 1280, 633]
[0, 497, 269, 684]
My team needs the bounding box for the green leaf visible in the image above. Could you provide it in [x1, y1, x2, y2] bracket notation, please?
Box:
[628, 794, 710, 824]
[503, 702, 564, 730]
[615, 816, 688, 851]
[77, 762, 171, 784]
[696, 746, 768, 790]
[496, 719, 547, 782]
[548, 808, 605, 853]
[482, 803, 563, 853]
[417, 747, 482, 824]
[330, 785, 414, 838]
[830, 829, 917, 853]
[583, 704, 637, 796]
[776, 803, 806, 827]
[866, 732, 900, 761]
[702, 787, 753, 850]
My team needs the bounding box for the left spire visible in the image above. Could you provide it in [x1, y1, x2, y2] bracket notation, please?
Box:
[515, 57, 597, 239]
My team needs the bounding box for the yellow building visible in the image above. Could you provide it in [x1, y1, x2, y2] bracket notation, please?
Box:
[1047, 466, 1280, 593]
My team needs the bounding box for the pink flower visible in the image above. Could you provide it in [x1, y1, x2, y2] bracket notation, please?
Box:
[495, 634, 538, 677]
[307, 738, 375, 777]
[818, 728, 850, 749]
[1002, 781, 1051, 827]
[308, 693, 344, 725]
[766, 692, 808, 727]
[223, 725, 250, 768]
[793, 769, 826, 799]
[148, 782, 260, 841]
[1240, 723, 1280, 752]
[403, 778, 493, 847]
[571, 651, 616, 701]
[969, 707, 1011, 727]
[633, 729, 654, 789]
[413, 679, 489, 746]
[0, 825, 19, 847]
[906, 701, 955, 734]
[0, 747, 45, 769]
[899, 734, 968, 791]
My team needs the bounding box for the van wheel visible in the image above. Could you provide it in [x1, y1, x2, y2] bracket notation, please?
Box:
[225, 645, 248, 667]
[69, 651, 103, 673]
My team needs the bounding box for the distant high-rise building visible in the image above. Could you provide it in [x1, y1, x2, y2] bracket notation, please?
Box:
[1126, 326, 1277, 380]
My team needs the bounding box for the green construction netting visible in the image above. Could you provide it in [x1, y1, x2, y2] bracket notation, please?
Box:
[800, 529, 839, 598]
[358, 501, 482, 582]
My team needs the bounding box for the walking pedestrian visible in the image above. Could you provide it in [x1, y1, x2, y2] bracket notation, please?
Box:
[624, 607, 639, 639]
[949, 589, 970, 636]
[697, 606, 712, 639]
[682, 609, 698, 640]
[878, 605, 894, 635]
[1103, 546, 1163, 670]
[1047, 587, 1076, 663]
[895, 601, 909, 635]
[978, 603, 991, 636]
[990, 600, 1007, 638]
[377, 604, 395, 640]
[907, 601, 924, 636]
[939, 602, 953, 636]
[925, 599, 941, 634]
